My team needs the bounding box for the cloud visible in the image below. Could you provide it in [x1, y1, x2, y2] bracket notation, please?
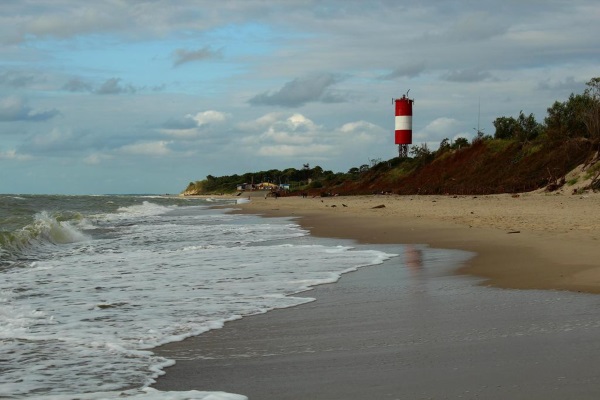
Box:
[415, 117, 462, 141]
[83, 152, 115, 165]
[17, 127, 78, 155]
[0, 149, 32, 161]
[64, 77, 154, 94]
[240, 113, 327, 157]
[537, 76, 585, 93]
[5, 4, 127, 44]
[0, 70, 38, 88]
[237, 112, 285, 131]
[338, 120, 386, 142]
[63, 78, 94, 92]
[239, 112, 388, 162]
[257, 143, 332, 157]
[172, 46, 222, 67]
[443, 69, 492, 82]
[381, 62, 426, 80]
[188, 110, 229, 126]
[18, 127, 112, 156]
[259, 114, 319, 145]
[444, 11, 508, 41]
[248, 73, 343, 107]
[162, 116, 198, 130]
[95, 78, 136, 95]
[161, 110, 230, 138]
[118, 141, 172, 156]
[0, 96, 60, 122]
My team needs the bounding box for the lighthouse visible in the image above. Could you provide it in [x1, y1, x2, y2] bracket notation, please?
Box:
[394, 93, 414, 158]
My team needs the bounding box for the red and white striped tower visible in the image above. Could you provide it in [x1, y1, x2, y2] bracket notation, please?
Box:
[394, 93, 414, 158]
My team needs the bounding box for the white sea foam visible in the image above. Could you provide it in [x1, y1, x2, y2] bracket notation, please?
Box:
[0, 200, 394, 399]
[115, 200, 176, 217]
[24, 388, 247, 400]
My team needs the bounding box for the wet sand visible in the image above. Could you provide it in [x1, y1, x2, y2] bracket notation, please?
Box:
[153, 192, 600, 399]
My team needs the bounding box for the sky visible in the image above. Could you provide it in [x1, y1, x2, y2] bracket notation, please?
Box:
[1, 0, 599, 194]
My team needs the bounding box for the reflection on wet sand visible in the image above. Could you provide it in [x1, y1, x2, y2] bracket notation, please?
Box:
[404, 244, 423, 273]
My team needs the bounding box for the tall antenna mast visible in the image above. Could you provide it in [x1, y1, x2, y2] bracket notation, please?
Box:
[478, 96, 481, 134]
[473, 96, 484, 138]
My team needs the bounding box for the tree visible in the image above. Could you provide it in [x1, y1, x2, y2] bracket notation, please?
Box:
[410, 143, 433, 158]
[311, 165, 324, 178]
[494, 116, 518, 140]
[583, 77, 600, 139]
[453, 137, 470, 149]
[545, 93, 594, 141]
[369, 158, 382, 167]
[437, 138, 451, 155]
[494, 112, 541, 143]
[515, 111, 541, 143]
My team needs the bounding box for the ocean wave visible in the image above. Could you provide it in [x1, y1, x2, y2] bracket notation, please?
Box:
[115, 201, 176, 218]
[0, 211, 90, 265]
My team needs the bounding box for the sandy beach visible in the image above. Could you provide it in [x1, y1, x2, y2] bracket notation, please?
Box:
[153, 191, 600, 399]
[233, 191, 600, 294]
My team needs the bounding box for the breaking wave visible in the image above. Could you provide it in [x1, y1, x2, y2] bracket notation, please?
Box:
[0, 211, 90, 267]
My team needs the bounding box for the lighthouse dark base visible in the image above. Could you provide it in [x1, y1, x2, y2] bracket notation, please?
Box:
[398, 144, 409, 158]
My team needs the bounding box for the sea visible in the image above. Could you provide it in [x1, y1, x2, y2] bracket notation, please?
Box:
[0, 194, 397, 400]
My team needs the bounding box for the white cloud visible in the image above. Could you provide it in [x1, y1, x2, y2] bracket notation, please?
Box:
[239, 112, 389, 162]
[161, 110, 231, 139]
[160, 128, 201, 138]
[31, 128, 73, 148]
[260, 129, 313, 145]
[0, 149, 32, 160]
[118, 141, 172, 156]
[188, 110, 229, 126]
[336, 120, 387, 145]
[415, 117, 462, 141]
[0, 96, 59, 122]
[237, 112, 285, 131]
[238, 112, 326, 157]
[338, 120, 384, 134]
[247, 113, 321, 147]
[257, 144, 332, 157]
[83, 153, 112, 165]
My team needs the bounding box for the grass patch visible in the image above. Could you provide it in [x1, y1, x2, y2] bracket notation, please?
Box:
[585, 161, 600, 179]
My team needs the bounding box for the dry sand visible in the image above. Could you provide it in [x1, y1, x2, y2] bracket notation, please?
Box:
[234, 191, 600, 294]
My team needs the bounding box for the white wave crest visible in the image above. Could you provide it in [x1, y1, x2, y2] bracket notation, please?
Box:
[116, 201, 175, 218]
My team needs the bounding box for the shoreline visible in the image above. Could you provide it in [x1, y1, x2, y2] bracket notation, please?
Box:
[153, 192, 600, 398]
[230, 192, 600, 294]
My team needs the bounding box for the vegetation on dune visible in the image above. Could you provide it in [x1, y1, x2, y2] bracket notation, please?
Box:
[183, 78, 600, 196]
